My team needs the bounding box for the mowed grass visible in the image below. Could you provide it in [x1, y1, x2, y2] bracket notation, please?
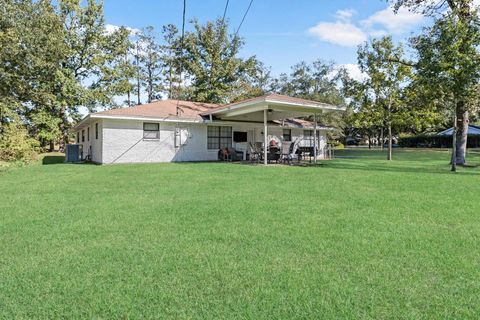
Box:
[1, 149, 479, 319]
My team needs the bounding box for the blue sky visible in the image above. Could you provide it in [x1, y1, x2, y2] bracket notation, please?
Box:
[103, 0, 426, 79]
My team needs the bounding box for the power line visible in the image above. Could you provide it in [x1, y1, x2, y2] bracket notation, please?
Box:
[176, 0, 186, 115]
[222, 0, 230, 23]
[235, 0, 254, 38]
[181, 0, 186, 40]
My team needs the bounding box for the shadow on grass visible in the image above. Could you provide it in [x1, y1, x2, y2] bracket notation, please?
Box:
[323, 159, 479, 176]
[325, 148, 479, 176]
[42, 155, 65, 165]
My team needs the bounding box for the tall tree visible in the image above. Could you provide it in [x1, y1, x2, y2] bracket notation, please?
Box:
[232, 60, 273, 102]
[114, 36, 136, 107]
[137, 26, 163, 103]
[160, 24, 182, 99]
[0, 0, 55, 108]
[412, 15, 480, 168]
[0, 0, 65, 148]
[182, 18, 257, 103]
[342, 74, 384, 148]
[273, 60, 345, 105]
[272, 60, 347, 133]
[389, 0, 480, 166]
[357, 36, 412, 160]
[54, 0, 132, 151]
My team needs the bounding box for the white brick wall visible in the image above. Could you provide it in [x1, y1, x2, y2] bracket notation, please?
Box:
[94, 119, 328, 164]
[76, 120, 103, 163]
[101, 119, 218, 164]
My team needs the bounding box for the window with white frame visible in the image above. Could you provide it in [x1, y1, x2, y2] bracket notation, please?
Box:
[143, 123, 160, 139]
[303, 130, 320, 147]
[82, 130, 85, 142]
[304, 130, 313, 146]
[207, 126, 232, 149]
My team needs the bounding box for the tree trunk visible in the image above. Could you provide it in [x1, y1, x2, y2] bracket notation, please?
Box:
[147, 68, 152, 103]
[49, 140, 55, 152]
[455, 100, 468, 165]
[387, 124, 393, 161]
[380, 127, 384, 150]
[169, 65, 173, 99]
[451, 110, 457, 172]
[127, 90, 131, 107]
[58, 105, 69, 153]
[136, 41, 141, 105]
[368, 135, 372, 149]
[136, 74, 141, 105]
[387, 96, 392, 161]
[0, 104, 3, 134]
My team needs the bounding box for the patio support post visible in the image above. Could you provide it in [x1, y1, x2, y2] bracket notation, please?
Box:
[313, 113, 317, 164]
[264, 109, 268, 165]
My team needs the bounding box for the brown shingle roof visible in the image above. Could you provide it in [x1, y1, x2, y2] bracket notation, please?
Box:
[83, 94, 342, 129]
[95, 99, 220, 120]
[92, 94, 339, 120]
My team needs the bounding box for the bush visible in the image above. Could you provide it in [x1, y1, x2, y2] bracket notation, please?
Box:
[398, 134, 480, 148]
[0, 123, 39, 162]
[329, 140, 344, 148]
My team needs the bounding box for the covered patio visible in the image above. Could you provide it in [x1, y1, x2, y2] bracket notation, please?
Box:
[202, 94, 345, 165]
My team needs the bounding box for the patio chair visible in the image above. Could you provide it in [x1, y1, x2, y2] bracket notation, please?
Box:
[218, 148, 231, 161]
[227, 147, 244, 161]
[268, 146, 280, 163]
[289, 139, 301, 163]
[279, 141, 292, 164]
[248, 142, 261, 163]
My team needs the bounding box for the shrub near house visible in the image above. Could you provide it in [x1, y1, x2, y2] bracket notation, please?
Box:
[0, 123, 38, 162]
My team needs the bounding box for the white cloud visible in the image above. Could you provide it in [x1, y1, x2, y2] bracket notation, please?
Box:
[361, 6, 423, 34]
[335, 9, 356, 21]
[308, 5, 424, 47]
[340, 64, 367, 82]
[105, 24, 140, 35]
[308, 21, 367, 47]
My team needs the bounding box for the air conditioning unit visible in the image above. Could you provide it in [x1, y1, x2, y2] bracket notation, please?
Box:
[65, 144, 83, 162]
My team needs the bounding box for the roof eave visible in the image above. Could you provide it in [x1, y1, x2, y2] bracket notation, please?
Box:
[203, 97, 345, 117]
[90, 114, 204, 123]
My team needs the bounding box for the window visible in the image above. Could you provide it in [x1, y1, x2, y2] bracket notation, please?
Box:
[207, 126, 232, 149]
[95, 123, 98, 139]
[233, 131, 247, 142]
[143, 122, 159, 139]
[304, 130, 313, 146]
[87, 127, 90, 141]
[76, 132, 80, 143]
[283, 129, 292, 141]
[82, 130, 85, 142]
[304, 130, 320, 147]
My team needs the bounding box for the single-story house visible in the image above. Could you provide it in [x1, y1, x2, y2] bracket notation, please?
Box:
[72, 93, 344, 164]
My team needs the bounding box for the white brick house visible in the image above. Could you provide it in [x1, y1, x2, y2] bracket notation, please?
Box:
[72, 94, 344, 164]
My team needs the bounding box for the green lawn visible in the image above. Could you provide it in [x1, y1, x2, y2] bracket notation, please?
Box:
[1, 149, 479, 319]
